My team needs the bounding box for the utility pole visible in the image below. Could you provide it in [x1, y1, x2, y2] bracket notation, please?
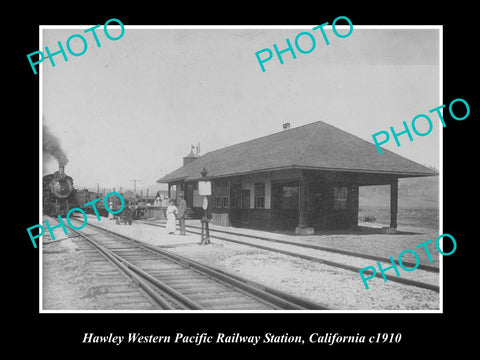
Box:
[129, 179, 142, 194]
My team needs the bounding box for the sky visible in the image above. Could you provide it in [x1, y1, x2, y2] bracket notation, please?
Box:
[42, 26, 441, 192]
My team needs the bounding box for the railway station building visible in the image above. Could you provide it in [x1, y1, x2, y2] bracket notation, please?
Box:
[157, 121, 436, 234]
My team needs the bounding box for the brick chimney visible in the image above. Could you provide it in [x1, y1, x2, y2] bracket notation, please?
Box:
[183, 145, 199, 166]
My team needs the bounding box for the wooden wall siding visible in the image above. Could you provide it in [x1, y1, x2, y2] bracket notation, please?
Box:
[172, 170, 381, 232]
[227, 207, 357, 231]
[271, 209, 298, 230]
[304, 169, 400, 187]
[230, 208, 272, 230]
[325, 209, 358, 229]
[230, 172, 362, 231]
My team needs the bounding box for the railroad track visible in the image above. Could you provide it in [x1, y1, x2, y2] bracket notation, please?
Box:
[64, 217, 329, 310]
[42, 216, 162, 310]
[141, 220, 439, 272]
[141, 219, 440, 293]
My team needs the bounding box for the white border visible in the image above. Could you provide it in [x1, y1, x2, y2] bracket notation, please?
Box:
[38, 24, 443, 314]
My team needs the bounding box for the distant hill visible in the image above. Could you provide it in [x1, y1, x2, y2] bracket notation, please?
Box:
[124, 179, 439, 207]
[359, 176, 439, 209]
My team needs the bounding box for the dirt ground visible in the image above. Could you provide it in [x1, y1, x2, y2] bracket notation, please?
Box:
[42, 233, 102, 309]
[42, 232, 153, 311]
[85, 215, 440, 310]
[41, 213, 441, 311]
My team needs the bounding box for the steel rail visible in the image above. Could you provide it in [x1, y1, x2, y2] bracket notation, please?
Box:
[144, 220, 439, 273]
[101, 247, 204, 310]
[72, 220, 330, 310]
[68, 227, 179, 310]
[142, 221, 439, 293]
[66, 230, 204, 310]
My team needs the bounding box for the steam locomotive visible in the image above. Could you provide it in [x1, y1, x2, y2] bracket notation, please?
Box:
[43, 165, 78, 217]
[43, 165, 137, 219]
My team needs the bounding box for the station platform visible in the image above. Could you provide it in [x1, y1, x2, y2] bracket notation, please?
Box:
[144, 217, 441, 268]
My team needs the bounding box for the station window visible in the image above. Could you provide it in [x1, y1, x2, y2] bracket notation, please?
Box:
[232, 186, 251, 209]
[255, 183, 265, 209]
[333, 186, 349, 210]
[214, 179, 230, 208]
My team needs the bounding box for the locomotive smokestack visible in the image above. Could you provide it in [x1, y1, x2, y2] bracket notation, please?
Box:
[58, 165, 65, 175]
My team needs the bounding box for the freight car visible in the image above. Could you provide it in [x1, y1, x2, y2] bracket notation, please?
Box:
[43, 165, 78, 217]
[77, 190, 127, 218]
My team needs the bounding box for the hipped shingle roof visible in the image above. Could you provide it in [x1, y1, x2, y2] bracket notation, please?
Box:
[157, 121, 436, 183]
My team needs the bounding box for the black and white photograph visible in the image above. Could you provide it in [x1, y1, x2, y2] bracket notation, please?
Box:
[39, 24, 441, 312]
[15, 4, 476, 354]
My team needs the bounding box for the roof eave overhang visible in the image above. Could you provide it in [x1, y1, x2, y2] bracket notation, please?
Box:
[157, 165, 437, 183]
[156, 176, 188, 184]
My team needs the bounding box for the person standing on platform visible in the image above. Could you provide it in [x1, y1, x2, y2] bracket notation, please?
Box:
[108, 200, 114, 220]
[165, 199, 178, 234]
[177, 195, 187, 236]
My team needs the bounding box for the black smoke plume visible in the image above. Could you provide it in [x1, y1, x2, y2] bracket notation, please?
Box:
[43, 122, 68, 168]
